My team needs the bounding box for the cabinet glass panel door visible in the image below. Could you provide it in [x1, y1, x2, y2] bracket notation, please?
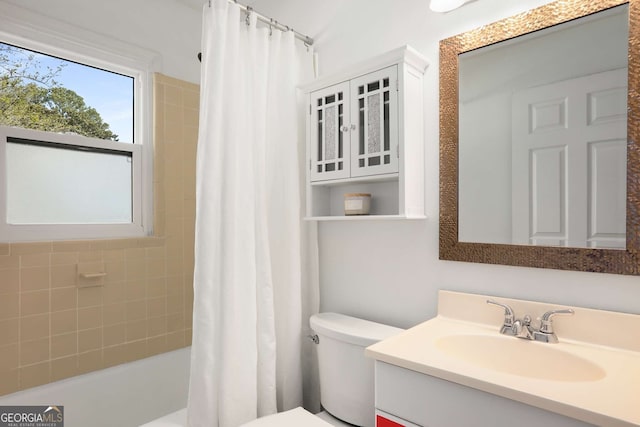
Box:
[310, 82, 351, 182]
[350, 65, 399, 177]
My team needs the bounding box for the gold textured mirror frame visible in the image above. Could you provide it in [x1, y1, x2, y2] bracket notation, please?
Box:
[439, 0, 640, 274]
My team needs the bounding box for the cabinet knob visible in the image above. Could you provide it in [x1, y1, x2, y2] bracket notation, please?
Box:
[340, 125, 350, 132]
[350, 124, 356, 131]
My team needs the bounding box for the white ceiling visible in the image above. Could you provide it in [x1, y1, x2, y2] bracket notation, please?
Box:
[174, 0, 346, 42]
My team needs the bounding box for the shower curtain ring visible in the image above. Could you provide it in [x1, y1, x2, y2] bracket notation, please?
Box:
[269, 18, 274, 36]
[245, 6, 252, 26]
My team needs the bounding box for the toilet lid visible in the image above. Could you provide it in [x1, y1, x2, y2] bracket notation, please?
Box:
[239, 407, 333, 427]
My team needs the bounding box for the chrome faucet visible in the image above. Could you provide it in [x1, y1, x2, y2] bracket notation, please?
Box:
[487, 300, 574, 343]
[511, 314, 534, 340]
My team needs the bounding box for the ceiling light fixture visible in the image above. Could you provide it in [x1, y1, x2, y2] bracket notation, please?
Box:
[429, 0, 466, 13]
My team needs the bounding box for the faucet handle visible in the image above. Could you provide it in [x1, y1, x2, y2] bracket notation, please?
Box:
[539, 308, 574, 333]
[486, 300, 515, 322]
[486, 300, 515, 333]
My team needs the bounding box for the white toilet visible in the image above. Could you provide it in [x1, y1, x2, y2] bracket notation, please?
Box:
[241, 312, 404, 427]
[141, 312, 402, 427]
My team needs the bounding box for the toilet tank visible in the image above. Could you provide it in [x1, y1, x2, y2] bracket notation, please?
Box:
[310, 313, 404, 427]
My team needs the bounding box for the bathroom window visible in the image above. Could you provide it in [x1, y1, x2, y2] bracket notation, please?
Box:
[0, 36, 153, 242]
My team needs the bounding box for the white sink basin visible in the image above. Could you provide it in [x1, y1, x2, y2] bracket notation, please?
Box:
[366, 291, 640, 426]
[435, 334, 606, 382]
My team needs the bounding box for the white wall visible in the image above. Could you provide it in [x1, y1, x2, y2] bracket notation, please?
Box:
[314, 0, 640, 329]
[458, 90, 512, 244]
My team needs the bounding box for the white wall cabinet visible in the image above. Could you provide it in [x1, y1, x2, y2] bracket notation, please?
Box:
[303, 46, 428, 220]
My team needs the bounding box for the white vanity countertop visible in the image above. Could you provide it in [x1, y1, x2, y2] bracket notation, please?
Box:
[365, 291, 640, 427]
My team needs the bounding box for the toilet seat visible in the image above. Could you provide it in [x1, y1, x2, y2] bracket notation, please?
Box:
[239, 407, 333, 427]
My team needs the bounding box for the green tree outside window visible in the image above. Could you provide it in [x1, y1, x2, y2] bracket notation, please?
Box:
[0, 43, 119, 141]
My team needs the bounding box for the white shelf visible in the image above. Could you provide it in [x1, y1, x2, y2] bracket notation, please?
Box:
[304, 214, 427, 221]
[310, 173, 399, 187]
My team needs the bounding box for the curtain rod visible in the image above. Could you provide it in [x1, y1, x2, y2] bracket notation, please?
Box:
[208, 0, 314, 46]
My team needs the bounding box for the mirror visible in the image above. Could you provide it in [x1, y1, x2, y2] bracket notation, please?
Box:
[439, 0, 640, 274]
[459, 6, 628, 249]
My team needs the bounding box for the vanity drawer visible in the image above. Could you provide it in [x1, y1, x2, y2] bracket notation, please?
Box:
[374, 361, 594, 427]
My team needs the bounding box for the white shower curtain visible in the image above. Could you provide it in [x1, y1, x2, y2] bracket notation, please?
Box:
[187, 1, 317, 426]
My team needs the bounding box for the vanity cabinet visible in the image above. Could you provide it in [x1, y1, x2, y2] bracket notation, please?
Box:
[374, 362, 595, 427]
[303, 46, 427, 220]
[376, 410, 421, 427]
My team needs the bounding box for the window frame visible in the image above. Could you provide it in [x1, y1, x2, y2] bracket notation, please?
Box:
[0, 126, 144, 241]
[0, 8, 157, 242]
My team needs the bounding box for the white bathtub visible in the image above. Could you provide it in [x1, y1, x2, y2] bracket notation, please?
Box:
[0, 347, 190, 427]
[140, 408, 187, 426]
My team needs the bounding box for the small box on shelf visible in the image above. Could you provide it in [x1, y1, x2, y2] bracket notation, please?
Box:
[344, 193, 371, 215]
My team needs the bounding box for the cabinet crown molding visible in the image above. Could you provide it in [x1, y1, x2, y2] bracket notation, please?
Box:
[300, 45, 429, 94]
